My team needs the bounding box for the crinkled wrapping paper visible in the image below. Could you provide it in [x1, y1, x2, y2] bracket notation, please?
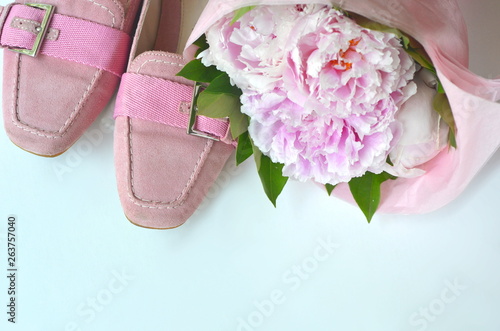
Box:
[186, 0, 500, 214]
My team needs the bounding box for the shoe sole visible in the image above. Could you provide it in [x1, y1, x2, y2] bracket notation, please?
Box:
[125, 214, 186, 230]
[10, 139, 68, 158]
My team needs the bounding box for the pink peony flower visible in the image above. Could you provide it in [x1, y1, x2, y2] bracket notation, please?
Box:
[201, 5, 418, 185]
[242, 89, 408, 184]
[201, 5, 308, 92]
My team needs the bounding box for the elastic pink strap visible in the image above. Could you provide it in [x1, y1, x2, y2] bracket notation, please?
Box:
[0, 4, 131, 76]
[114, 73, 233, 144]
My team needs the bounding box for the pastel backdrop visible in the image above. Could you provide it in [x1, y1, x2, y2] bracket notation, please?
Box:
[1, 0, 500, 330]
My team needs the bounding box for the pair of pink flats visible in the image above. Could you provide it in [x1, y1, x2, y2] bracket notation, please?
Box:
[1, 0, 234, 229]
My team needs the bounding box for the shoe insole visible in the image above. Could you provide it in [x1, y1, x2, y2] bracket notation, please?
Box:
[145, 0, 210, 54]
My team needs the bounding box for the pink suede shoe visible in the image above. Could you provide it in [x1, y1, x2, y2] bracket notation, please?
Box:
[0, 0, 142, 157]
[113, 0, 235, 229]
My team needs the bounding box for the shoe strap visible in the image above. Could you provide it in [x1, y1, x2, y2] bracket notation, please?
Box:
[0, 3, 131, 76]
[114, 72, 235, 145]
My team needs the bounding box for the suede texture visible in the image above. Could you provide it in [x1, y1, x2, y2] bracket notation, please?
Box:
[2, 0, 142, 156]
[114, 0, 235, 229]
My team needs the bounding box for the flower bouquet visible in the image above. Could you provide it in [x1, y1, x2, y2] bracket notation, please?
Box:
[179, 0, 500, 221]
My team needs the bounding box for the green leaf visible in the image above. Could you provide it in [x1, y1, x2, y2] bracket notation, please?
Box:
[433, 93, 457, 148]
[252, 143, 262, 169]
[197, 74, 241, 118]
[228, 111, 249, 139]
[231, 6, 255, 24]
[436, 80, 446, 94]
[348, 172, 395, 223]
[201, 73, 241, 96]
[193, 34, 209, 57]
[386, 155, 394, 166]
[406, 46, 435, 73]
[332, 6, 349, 16]
[196, 73, 249, 138]
[236, 131, 253, 165]
[176, 59, 222, 83]
[381, 172, 397, 181]
[197, 91, 239, 118]
[252, 147, 288, 207]
[448, 129, 457, 149]
[325, 184, 336, 196]
[193, 34, 208, 49]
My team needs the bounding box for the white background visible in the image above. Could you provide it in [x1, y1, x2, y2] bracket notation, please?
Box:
[1, 1, 500, 330]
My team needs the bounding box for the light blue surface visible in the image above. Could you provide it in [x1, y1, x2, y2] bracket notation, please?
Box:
[1, 0, 500, 330]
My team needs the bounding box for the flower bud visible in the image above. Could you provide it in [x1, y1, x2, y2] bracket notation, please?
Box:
[388, 69, 449, 177]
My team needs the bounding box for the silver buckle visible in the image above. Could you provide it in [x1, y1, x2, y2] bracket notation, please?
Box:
[10, 3, 54, 57]
[187, 81, 220, 141]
